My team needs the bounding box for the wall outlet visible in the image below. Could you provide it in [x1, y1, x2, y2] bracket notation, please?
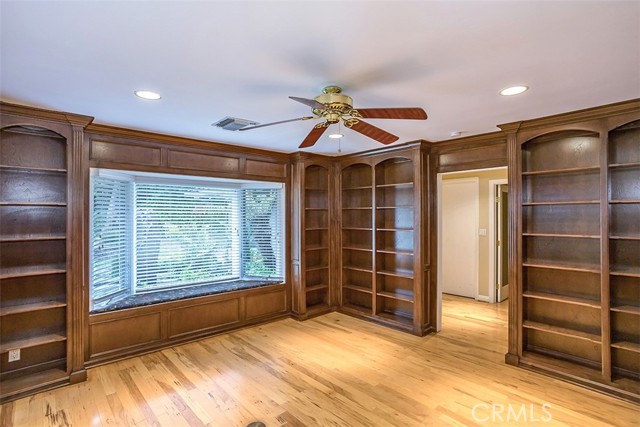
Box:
[8, 349, 20, 362]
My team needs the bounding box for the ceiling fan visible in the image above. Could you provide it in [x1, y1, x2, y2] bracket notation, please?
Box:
[238, 86, 428, 148]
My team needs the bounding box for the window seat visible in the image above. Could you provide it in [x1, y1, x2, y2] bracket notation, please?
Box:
[90, 279, 284, 314]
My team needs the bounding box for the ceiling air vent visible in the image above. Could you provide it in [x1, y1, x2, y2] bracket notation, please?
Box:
[212, 116, 258, 131]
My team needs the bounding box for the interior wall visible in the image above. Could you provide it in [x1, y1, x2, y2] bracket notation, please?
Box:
[442, 168, 507, 298]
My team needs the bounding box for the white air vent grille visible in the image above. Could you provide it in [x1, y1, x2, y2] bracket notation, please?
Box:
[212, 117, 258, 131]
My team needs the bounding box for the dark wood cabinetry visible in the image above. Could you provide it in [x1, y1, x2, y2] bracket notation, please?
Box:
[339, 144, 429, 335]
[502, 99, 640, 403]
[0, 105, 92, 403]
[291, 155, 334, 318]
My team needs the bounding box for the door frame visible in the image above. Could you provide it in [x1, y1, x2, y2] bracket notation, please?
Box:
[489, 179, 508, 304]
[436, 174, 479, 331]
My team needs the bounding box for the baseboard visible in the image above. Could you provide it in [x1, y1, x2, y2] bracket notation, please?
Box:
[475, 295, 490, 302]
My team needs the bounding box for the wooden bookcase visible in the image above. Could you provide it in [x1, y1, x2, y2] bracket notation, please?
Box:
[339, 144, 428, 335]
[608, 119, 640, 390]
[291, 155, 334, 318]
[341, 163, 374, 315]
[503, 100, 640, 403]
[0, 126, 70, 400]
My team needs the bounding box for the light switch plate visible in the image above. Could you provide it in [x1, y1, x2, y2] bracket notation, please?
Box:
[479, 228, 487, 236]
[8, 349, 20, 362]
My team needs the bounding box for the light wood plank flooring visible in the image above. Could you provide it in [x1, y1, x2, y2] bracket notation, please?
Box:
[1, 295, 638, 426]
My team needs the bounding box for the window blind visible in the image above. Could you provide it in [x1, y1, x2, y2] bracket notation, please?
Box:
[134, 183, 240, 291]
[241, 188, 284, 279]
[91, 176, 131, 299]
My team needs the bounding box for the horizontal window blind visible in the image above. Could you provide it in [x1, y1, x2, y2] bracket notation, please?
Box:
[134, 183, 240, 291]
[241, 188, 284, 279]
[91, 176, 131, 300]
[90, 170, 284, 306]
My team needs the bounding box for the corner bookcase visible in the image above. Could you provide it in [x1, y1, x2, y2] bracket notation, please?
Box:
[0, 125, 70, 400]
[339, 145, 427, 335]
[509, 108, 640, 403]
[291, 155, 334, 319]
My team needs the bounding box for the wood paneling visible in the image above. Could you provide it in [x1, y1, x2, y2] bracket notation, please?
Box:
[87, 286, 287, 365]
[90, 313, 162, 356]
[168, 299, 240, 338]
[246, 289, 287, 319]
[90, 140, 161, 165]
[245, 158, 287, 178]
[167, 149, 240, 173]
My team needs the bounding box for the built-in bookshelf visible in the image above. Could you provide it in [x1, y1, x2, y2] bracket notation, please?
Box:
[0, 126, 70, 401]
[341, 163, 374, 315]
[608, 119, 640, 389]
[303, 164, 331, 313]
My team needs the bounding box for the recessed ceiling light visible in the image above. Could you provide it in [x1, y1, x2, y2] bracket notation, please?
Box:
[328, 133, 343, 139]
[134, 90, 161, 100]
[500, 85, 529, 96]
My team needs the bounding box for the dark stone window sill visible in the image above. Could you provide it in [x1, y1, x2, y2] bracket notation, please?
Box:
[90, 279, 284, 314]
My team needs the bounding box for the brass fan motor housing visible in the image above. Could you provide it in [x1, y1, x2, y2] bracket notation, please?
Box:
[313, 86, 353, 122]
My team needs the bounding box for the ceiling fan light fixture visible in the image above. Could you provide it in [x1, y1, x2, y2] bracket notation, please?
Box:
[500, 85, 529, 96]
[134, 90, 162, 100]
[328, 133, 343, 139]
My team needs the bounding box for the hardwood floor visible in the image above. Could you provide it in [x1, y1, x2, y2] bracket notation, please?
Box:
[1, 295, 638, 426]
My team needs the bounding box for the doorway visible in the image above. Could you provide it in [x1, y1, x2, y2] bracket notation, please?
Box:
[436, 167, 508, 331]
[490, 181, 509, 303]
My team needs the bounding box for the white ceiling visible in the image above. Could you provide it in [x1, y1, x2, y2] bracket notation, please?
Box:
[1, 1, 639, 155]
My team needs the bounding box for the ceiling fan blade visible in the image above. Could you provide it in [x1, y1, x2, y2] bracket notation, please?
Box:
[238, 116, 315, 131]
[355, 107, 427, 120]
[347, 120, 399, 145]
[299, 123, 329, 148]
[289, 96, 327, 111]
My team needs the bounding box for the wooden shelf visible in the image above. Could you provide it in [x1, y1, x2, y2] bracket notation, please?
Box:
[522, 262, 600, 274]
[376, 248, 413, 255]
[375, 182, 413, 188]
[343, 265, 373, 273]
[343, 284, 373, 294]
[611, 305, 640, 315]
[376, 311, 413, 328]
[376, 206, 413, 209]
[341, 303, 372, 316]
[611, 341, 640, 353]
[376, 227, 413, 232]
[610, 267, 640, 278]
[0, 265, 66, 280]
[522, 166, 600, 176]
[609, 200, 640, 204]
[0, 333, 67, 353]
[609, 162, 640, 169]
[342, 207, 372, 210]
[306, 284, 328, 293]
[0, 202, 67, 207]
[342, 246, 373, 252]
[0, 234, 66, 242]
[0, 301, 66, 316]
[0, 368, 68, 399]
[377, 269, 413, 279]
[522, 233, 599, 239]
[522, 201, 599, 206]
[523, 320, 601, 344]
[343, 186, 372, 191]
[305, 207, 328, 211]
[378, 290, 414, 303]
[305, 265, 329, 272]
[305, 245, 328, 251]
[305, 227, 328, 231]
[523, 291, 600, 308]
[0, 165, 67, 173]
[342, 227, 373, 231]
[610, 235, 640, 241]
